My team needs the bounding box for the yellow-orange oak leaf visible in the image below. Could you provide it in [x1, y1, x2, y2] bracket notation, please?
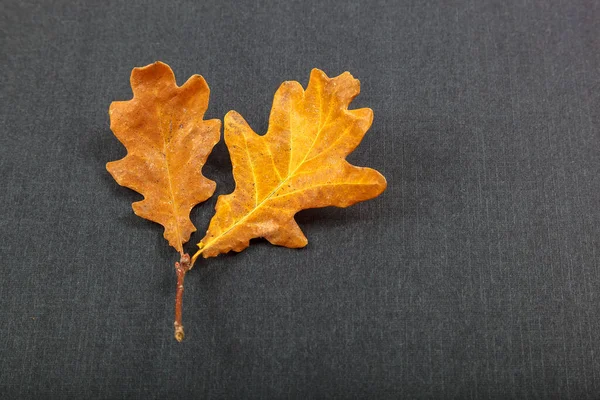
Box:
[107, 62, 220, 253]
[194, 68, 386, 259]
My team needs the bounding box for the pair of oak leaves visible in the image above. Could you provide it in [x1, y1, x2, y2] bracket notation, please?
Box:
[107, 61, 387, 341]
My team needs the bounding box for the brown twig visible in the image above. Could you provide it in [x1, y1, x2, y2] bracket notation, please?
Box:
[174, 253, 191, 342]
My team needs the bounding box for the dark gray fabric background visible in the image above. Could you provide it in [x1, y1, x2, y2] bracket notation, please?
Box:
[1, 0, 599, 398]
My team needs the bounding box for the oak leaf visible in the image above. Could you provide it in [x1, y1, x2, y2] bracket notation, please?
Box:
[107, 62, 220, 253]
[194, 68, 386, 260]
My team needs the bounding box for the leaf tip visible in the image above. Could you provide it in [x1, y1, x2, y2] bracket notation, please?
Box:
[181, 73, 210, 97]
[130, 61, 176, 95]
[372, 170, 388, 197]
[105, 161, 115, 175]
[310, 67, 327, 78]
[308, 68, 329, 88]
[224, 110, 249, 131]
[224, 109, 240, 119]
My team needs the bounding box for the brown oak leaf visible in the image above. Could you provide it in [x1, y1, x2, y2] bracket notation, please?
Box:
[107, 62, 220, 253]
[193, 68, 386, 260]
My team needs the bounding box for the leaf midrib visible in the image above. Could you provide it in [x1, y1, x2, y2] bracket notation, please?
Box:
[161, 113, 183, 253]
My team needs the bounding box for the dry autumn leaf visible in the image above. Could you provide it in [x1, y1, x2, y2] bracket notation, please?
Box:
[107, 62, 220, 252]
[192, 68, 386, 262]
[106, 61, 220, 341]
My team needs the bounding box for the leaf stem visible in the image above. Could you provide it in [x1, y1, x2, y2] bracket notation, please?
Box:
[174, 253, 191, 342]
